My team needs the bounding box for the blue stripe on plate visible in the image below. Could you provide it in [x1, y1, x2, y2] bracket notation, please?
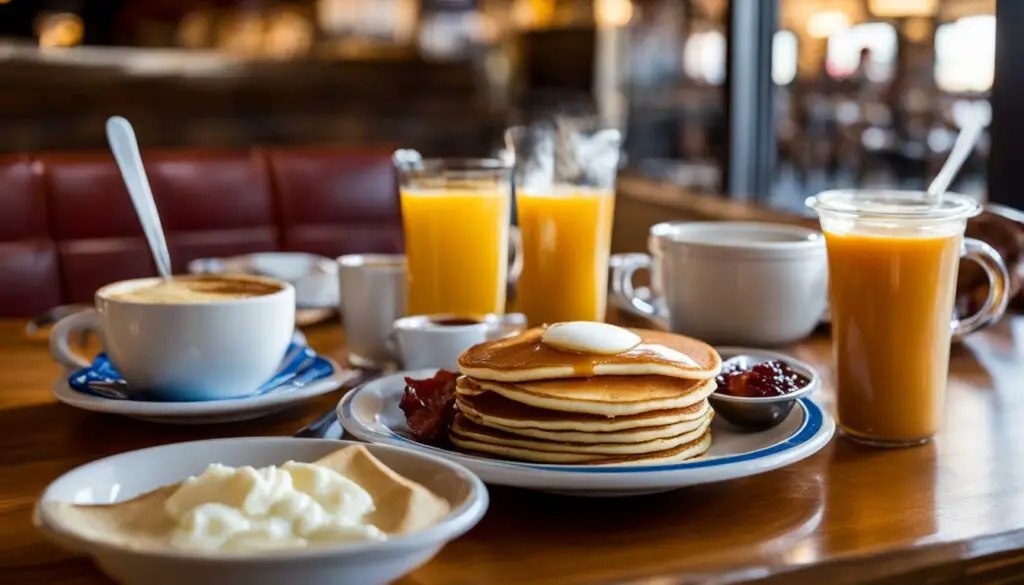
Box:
[375, 398, 822, 474]
[67, 341, 334, 402]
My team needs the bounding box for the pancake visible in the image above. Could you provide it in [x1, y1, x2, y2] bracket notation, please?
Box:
[450, 413, 713, 456]
[458, 327, 721, 383]
[451, 428, 713, 465]
[456, 385, 710, 432]
[459, 403, 711, 443]
[459, 375, 716, 416]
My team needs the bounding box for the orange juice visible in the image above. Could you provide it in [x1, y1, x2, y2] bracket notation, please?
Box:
[401, 188, 511, 315]
[825, 229, 961, 445]
[515, 188, 615, 325]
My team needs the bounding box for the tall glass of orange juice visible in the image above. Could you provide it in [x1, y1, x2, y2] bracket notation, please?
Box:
[516, 187, 615, 324]
[507, 123, 622, 325]
[807, 190, 1009, 447]
[394, 151, 513, 316]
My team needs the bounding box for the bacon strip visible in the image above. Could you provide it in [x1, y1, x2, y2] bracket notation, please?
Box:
[400, 370, 459, 445]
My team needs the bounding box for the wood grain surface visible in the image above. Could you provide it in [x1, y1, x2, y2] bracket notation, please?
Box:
[3, 316, 1024, 585]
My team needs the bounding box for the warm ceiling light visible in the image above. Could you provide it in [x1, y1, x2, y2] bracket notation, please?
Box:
[36, 13, 84, 48]
[868, 0, 937, 18]
[693, 0, 727, 21]
[595, 0, 633, 28]
[178, 11, 211, 48]
[808, 11, 851, 39]
[513, 0, 556, 29]
[904, 17, 931, 43]
[265, 11, 313, 59]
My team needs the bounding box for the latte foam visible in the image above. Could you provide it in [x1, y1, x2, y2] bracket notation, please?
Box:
[108, 276, 283, 304]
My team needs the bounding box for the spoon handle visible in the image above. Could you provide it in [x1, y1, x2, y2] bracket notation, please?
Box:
[927, 118, 985, 202]
[106, 116, 173, 279]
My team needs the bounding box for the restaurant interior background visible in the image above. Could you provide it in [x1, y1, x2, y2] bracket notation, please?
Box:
[0, 0, 1008, 215]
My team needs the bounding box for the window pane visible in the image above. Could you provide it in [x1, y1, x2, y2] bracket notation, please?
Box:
[935, 15, 996, 93]
[771, 0, 995, 212]
[825, 22, 897, 81]
[683, 30, 726, 86]
[773, 30, 798, 86]
[622, 0, 729, 193]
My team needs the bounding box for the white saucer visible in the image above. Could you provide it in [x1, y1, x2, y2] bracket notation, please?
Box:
[612, 293, 832, 329]
[53, 357, 356, 425]
[339, 369, 836, 497]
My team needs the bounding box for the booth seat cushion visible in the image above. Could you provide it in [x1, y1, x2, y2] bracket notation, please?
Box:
[268, 147, 402, 258]
[41, 150, 279, 303]
[0, 155, 61, 317]
[41, 152, 157, 302]
[142, 149, 278, 270]
[0, 146, 403, 316]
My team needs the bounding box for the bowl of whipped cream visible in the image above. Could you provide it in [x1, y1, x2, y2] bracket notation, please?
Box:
[34, 438, 488, 585]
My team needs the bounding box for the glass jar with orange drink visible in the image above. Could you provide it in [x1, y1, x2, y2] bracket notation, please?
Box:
[515, 186, 615, 324]
[394, 151, 516, 316]
[807, 190, 1009, 447]
[507, 123, 622, 326]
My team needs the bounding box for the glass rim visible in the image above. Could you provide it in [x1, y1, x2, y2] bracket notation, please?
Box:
[805, 189, 982, 222]
[336, 253, 405, 269]
[393, 155, 512, 173]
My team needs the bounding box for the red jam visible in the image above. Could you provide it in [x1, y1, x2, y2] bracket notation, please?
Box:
[715, 360, 809, 398]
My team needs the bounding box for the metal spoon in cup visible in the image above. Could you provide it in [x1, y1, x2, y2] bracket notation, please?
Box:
[106, 116, 172, 279]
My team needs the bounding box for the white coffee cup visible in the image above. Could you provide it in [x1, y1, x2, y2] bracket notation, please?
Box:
[391, 313, 527, 371]
[49, 276, 295, 401]
[337, 254, 407, 368]
[612, 221, 828, 346]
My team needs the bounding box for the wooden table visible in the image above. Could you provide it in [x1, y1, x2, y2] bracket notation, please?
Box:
[4, 317, 1024, 585]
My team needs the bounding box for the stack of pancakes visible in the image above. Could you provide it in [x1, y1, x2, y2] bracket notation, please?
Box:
[451, 327, 721, 465]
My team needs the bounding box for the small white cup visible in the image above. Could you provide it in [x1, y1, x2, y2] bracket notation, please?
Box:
[612, 221, 828, 346]
[390, 313, 527, 371]
[337, 254, 407, 368]
[49, 276, 295, 401]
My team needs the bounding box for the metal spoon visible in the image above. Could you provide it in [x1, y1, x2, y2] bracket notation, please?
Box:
[84, 380, 134, 400]
[927, 117, 985, 205]
[106, 116, 172, 279]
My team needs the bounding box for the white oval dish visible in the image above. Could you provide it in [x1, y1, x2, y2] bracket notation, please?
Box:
[339, 369, 836, 497]
[189, 252, 340, 310]
[35, 438, 488, 585]
[51, 357, 355, 424]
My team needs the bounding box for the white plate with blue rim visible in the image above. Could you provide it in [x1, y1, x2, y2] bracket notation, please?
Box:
[339, 368, 835, 497]
[52, 334, 356, 425]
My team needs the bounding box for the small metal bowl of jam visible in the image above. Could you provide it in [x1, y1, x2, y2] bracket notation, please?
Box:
[709, 348, 820, 431]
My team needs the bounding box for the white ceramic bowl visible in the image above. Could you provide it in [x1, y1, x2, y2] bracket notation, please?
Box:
[34, 438, 488, 585]
[188, 252, 340, 310]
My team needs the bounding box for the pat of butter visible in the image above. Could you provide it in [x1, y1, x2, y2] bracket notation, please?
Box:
[541, 322, 642, 355]
[163, 461, 385, 553]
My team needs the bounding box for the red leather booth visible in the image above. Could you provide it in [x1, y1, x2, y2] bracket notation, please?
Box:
[0, 148, 402, 318]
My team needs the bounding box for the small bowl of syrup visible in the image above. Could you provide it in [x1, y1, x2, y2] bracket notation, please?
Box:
[709, 348, 819, 431]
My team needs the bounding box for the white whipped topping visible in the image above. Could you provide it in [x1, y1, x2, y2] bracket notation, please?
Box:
[163, 462, 385, 553]
[541, 322, 642, 355]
